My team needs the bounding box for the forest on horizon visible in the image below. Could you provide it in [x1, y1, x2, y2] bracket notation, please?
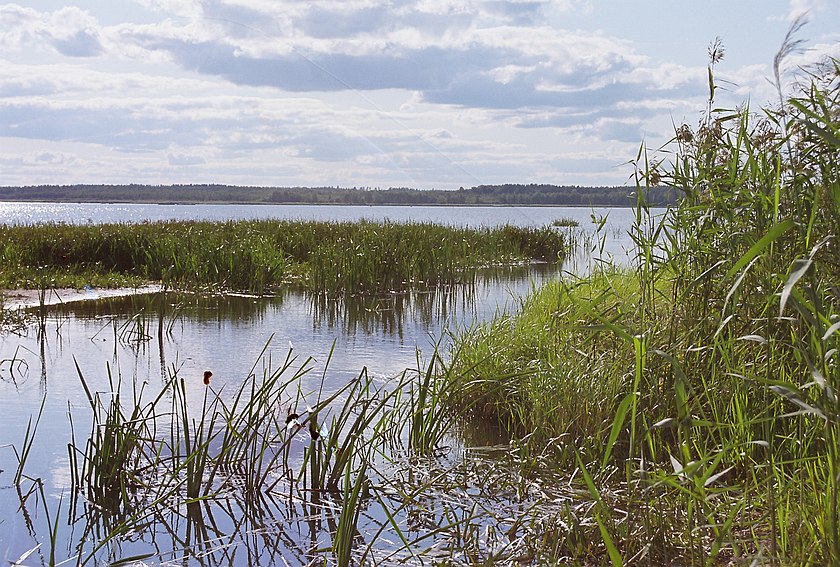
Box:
[0, 183, 677, 207]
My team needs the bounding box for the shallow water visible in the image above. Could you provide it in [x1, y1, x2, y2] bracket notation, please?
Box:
[0, 268, 557, 562]
[0, 204, 653, 563]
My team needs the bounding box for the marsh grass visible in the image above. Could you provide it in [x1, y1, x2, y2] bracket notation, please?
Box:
[407, 347, 459, 455]
[3, 336, 495, 564]
[4, 325, 603, 565]
[7, 322, 662, 565]
[446, 271, 634, 446]
[443, 43, 840, 564]
[6, 29, 837, 567]
[0, 219, 567, 297]
[0, 294, 32, 333]
[551, 217, 580, 228]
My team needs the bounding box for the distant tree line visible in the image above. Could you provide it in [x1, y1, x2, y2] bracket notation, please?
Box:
[0, 183, 677, 207]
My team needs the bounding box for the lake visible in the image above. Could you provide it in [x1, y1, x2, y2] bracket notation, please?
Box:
[0, 203, 653, 564]
[0, 201, 635, 229]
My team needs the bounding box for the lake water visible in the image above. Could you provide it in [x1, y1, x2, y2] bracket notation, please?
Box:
[0, 203, 654, 564]
[0, 201, 633, 229]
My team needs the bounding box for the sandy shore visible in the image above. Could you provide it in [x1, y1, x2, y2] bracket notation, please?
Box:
[1, 285, 162, 310]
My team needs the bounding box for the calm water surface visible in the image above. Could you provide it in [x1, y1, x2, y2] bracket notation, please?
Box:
[0, 201, 634, 228]
[0, 203, 653, 563]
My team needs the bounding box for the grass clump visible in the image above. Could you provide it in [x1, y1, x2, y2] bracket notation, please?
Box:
[445, 47, 840, 564]
[0, 219, 566, 296]
[551, 217, 579, 228]
[12, 339, 521, 565]
[448, 271, 635, 446]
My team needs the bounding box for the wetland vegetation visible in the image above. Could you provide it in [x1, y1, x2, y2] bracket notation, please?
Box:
[0, 219, 566, 294]
[0, 214, 573, 564]
[444, 51, 840, 563]
[2, 44, 839, 565]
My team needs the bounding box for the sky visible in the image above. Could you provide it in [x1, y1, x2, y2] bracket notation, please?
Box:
[1, 1, 838, 190]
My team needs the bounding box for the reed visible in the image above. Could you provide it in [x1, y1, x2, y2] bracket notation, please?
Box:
[0, 218, 567, 296]
[53, 338, 453, 563]
[333, 460, 369, 566]
[551, 217, 580, 228]
[11, 331, 605, 565]
[443, 44, 840, 564]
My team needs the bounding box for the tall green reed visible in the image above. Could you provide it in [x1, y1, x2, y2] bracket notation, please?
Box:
[442, 32, 840, 563]
[58, 338, 455, 563]
[0, 219, 567, 296]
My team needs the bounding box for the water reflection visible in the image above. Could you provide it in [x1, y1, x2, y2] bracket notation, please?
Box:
[44, 261, 561, 342]
[310, 284, 480, 340]
[1, 260, 578, 563]
[0, 207, 658, 563]
[1, 262, 566, 438]
[55, 291, 283, 325]
[0, 261, 562, 459]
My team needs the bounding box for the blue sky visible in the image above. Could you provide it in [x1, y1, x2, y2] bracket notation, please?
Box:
[1, 0, 838, 189]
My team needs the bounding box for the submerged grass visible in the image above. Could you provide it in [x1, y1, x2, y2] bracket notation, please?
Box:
[444, 45, 840, 564]
[0, 218, 566, 297]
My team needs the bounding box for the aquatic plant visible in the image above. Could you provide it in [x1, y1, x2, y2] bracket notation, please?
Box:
[551, 217, 580, 228]
[0, 218, 567, 296]
[5, 24, 836, 567]
[5, 333, 471, 564]
[444, 40, 840, 564]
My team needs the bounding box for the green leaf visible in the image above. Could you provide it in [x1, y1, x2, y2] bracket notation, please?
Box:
[597, 516, 624, 567]
[576, 450, 601, 501]
[602, 393, 634, 470]
[678, 260, 725, 303]
[725, 219, 794, 280]
[780, 258, 812, 316]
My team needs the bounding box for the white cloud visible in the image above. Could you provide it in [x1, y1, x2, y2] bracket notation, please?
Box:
[0, 4, 103, 56]
[133, 0, 204, 18]
[3, 0, 838, 188]
[167, 152, 206, 165]
[787, 0, 824, 20]
[29, 150, 75, 165]
[0, 4, 40, 49]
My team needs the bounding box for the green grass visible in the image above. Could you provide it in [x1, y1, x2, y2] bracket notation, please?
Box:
[551, 217, 580, 227]
[446, 270, 636, 445]
[0, 219, 566, 296]
[12, 339, 498, 564]
[443, 49, 840, 564]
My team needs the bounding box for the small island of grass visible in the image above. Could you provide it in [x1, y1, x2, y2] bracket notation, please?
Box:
[0, 219, 567, 298]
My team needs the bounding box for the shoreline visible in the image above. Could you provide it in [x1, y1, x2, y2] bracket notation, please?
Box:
[0, 199, 641, 208]
[1, 284, 162, 310]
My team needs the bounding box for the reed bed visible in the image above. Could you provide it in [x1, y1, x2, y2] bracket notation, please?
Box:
[444, 48, 840, 564]
[0, 219, 566, 296]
